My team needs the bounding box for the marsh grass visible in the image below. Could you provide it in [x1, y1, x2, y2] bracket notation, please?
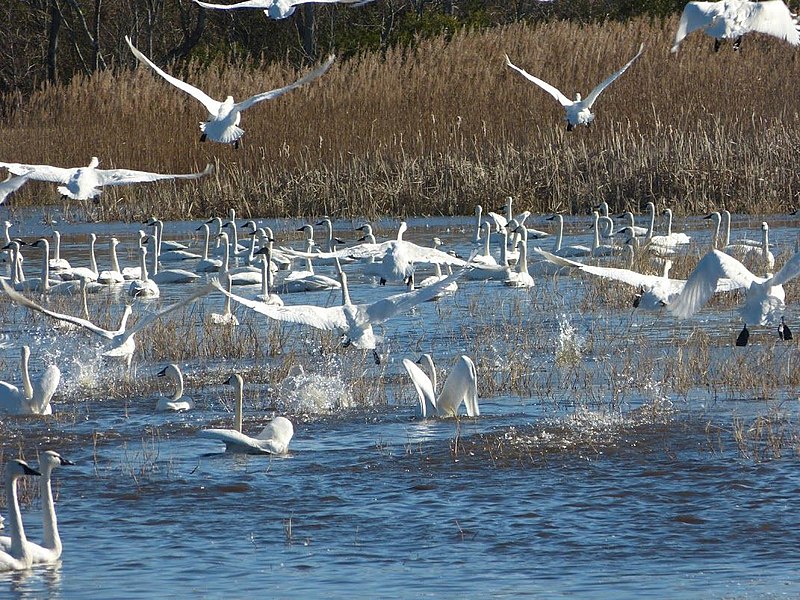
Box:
[2, 18, 800, 220]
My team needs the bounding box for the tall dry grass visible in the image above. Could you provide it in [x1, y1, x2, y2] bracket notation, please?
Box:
[2, 16, 800, 221]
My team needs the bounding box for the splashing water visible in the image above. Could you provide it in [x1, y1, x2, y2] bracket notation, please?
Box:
[555, 313, 583, 367]
[278, 364, 353, 413]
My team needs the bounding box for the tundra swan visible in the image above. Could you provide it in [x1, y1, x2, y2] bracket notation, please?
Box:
[668, 249, 800, 327]
[0, 346, 60, 415]
[146, 218, 199, 262]
[0, 459, 41, 572]
[48, 231, 71, 272]
[195, 223, 223, 273]
[212, 262, 465, 352]
[402, 354, 479, 418]
[257, 249, 284, 306]
[545, 214, 592, 258]
[1, 279, 214, 370]
[57, 233, 98, 282]
[128, 246, 160, 298]
[96, 237, 125, 285]
[126, 36, 334, 148]
[276, 240, 340, 293]
[0, 174, 28, 205]
[504, 239, 535, 288]
[671, 0, 800, 53]
[0, 451, 73, 564]
[505, 44, 644, 130]
[209, 273, 240, 326]
[155, 364, 195, 412]
[145, 235, 201, 285]
[0, 157, 211, 200]
[193, 0, 372, 19]
[199, 374, 293, 454]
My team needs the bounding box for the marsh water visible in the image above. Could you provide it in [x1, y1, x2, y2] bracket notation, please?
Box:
[1, 209, 800, 599]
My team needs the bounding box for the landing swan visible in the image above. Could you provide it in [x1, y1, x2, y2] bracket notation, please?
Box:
[505, 44, 644, 130]
[126, 36, 334, 148]
[155, 364, 195, 412]
[0, 459, 41, 572]
[403, 354, 479, 418]
[0, 451, 73, 564]
[0, 346, 60, 415]
[199, 374, 294, 454]
[193, 0, 372, 20]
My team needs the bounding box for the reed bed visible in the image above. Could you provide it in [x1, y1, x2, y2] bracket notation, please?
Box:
[2, 17, 800, 220]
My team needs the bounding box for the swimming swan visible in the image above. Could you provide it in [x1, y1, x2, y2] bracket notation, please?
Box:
[0, 451, 73, 564]
[0, 459, 41, 572]
[672, 0, 800, 53]
[0, 345, 60, 415]
[155, 364, 195, 412]
[505, 44, 644, 131]
[0, 157, 212, 200]
[199, 374, 294, 454]
[126, 36, 334, 148]
[402, 354, 479, 418]
[193, 0, 372, 19]
[1, 279, 214, 370]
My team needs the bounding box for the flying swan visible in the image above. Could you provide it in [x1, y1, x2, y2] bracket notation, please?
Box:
[126, 36, 335, 148]
[193, 0, 373, 20]
[505, 44, 644, 131]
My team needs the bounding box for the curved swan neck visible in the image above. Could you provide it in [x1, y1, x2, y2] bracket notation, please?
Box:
[110, 239, 120, 272]
[722, 211, 731, 248]
[20, 346, 32, 400]
[139, 247, 150, 282]
[553, 215, 563, 252]
[665, 209, 673, 237]
[89, 234, 97, 275]
[53, 230, 62, 260]
[172, 367, 184, 401]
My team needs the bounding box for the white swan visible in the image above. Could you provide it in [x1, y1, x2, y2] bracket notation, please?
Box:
[668, 248, 800, 326]
[195, 223, 223, 273]
[0, 459, 41, 572]
[146, 235, 201, 285]
[277, 240, 340, 293]
[505, 44, 644, 130]
[256, 248, 284, 306]
[209, 273, 240, 326]
[199, 374, 294, 454]
[0, 450, 73, 565]
[96, 237, 125, 285]
[2, 278, 214, 369]
[193, 0, 372, 20]
[217, 232, 262, 286]
[126, 36, 334, 148]
[48, 230, 71, 272]
[0, 346, 60, 415]
[672, 0, 800, 53]
[212, 262, 465, 352]
[0, 157, 212, 200]
[128, 245, 160, 298]
[146, 218, 200, 262]
[57, 233, 98, 282]
[403, 354, 479, 418]
[590, 211, 621, 257]
[0, 174, 28, 205]
[504, 238, 535, 288]
[155, 364, 195, 412]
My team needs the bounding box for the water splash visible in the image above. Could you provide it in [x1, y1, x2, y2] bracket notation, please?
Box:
[555, 313, 583, 367]
[278, 364, 353, 413]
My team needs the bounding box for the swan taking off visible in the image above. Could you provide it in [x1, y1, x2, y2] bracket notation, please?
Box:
[0, 459, 41, 572]
[403, 354, 479, 418]
[193, 0, 373, 20]
[505, 44, 644, 131]
[0, 346, 60, 415]
[0, 175, 28, 205]
[199, 374, 294, 454]
[672, 0, 800, 53]
[0, 157, 212, 200]
[126, 36, 334, 148]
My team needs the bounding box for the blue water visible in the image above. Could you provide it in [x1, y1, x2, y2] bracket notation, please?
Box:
[1, 211, 800, 598]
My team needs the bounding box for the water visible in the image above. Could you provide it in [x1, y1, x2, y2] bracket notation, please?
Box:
[1, 210, 800, 598]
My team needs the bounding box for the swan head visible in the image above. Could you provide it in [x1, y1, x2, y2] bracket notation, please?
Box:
[31, 238, 50, 253]
[5, 459, 41, 480]
[88, 157, 100, 169]
[574, 92, 582, 102]
[224, 373, 244, 391]
[39, 450, 74, 473]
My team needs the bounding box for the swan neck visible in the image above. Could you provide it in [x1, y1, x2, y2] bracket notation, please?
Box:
[647, 205, 655, 239]
[89, 236, 97, 274]
[665, 210, 673, 237]
[139, 249, 149, 281]
[483, 225, 490, 256]
[234, 381, 243, 433]
[173, 369, 184, 401]
[7, 474, 27, 556]
[111, 241, 120, 272]
[53, 231, 61, 260]
[553, 216, 563, 252]
[20, 347, 32, 400]
[40, 241, 50, 290]
[593, 213, 600, 249]
[723, 212, 731, 248]
[201, 226, 210, 260]
[40, 467, 60, 553]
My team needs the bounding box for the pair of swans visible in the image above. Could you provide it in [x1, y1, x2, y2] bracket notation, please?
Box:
[0, 451, 73, 568]
[505, 44, 644, 130]
[155, 364, 195, 412]
[0, 346, 60, 415]
[193, 0, 373, 20]
[126, 36, 334, 148]
[403, 354, 479, 418]
[672, 0, 800, 53]
[0, 157, 212, 200]
[199, 374, 294, 454]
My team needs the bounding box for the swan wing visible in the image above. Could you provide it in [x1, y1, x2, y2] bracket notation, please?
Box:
[125, 36, 222, 114]
[233, 55, 335, 112]
[438, 355, 479, 417]
[402, 358, 436, 418]
[767, 249, 800, 287]
[740, 0, 800, 44]
[255, 416, 294, 454]
[0, 176, 28, 202]
[583, 44, 644, 108]
[672, 2, 721, 51]
[0, 162, 72, 184]
[1, 279, 114, 339]
[668, 250, 754, 318]
[505, 54, 572, 107]
[401, 243, 468, 266]
[199, 428, 276, 454]
[193, 0, 274, 9]
[126, 281, 216, 337]
[95, 164, 213, 187]
[534, 248, 675, 289]
[365, 268, 464, 324]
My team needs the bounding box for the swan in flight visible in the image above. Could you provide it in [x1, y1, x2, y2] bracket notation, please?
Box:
[672, 0, 800, 53]
[668, 249, 800, 328]
[0, 346, 60, 415]
[1, 279, 214, 370]
[0, 451, 73, 564]
[155, 364, 195, 412]
[0, 174, 28, 205]
[505, 44, 644, 130]
[212, 263, 466, 353]
[126, 36, 335, 148]
[199, 374, 294, 454]
[402, 354, 479, 418]
[0, 459, 41, 572]
[0, 157, 212, 200]
[193, 0, 373, 20]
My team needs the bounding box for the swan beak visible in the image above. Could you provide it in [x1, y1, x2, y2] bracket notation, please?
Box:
[22, 463, 41, 477]
[157, 367, 168, 377]
[59, 457, 75, 466]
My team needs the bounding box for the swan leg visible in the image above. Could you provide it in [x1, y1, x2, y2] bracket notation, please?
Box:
[200, 133, 207, 143]
[735, 323, 749, 347]
[714, 38, 722, 52]
[566, 122, 574, 132]
[733, 37, 742, 52]
[379, 278, 387, 286]
[233, 140, 240, 150]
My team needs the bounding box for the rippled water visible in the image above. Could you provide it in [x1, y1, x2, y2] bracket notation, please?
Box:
[1, 210, 800, 599]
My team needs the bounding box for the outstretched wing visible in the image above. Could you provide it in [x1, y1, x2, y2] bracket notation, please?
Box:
[534, 248, 676, 289]
[96, 164, 213, 187]
[0, 176, 28, 203]
[402, 359, 437, 418]
[193, 0, 273, 9]
[0, 162, 72, 184]
[234, 55, 336, 112]
[745, 0, 800, 45]
[199, 429, 275, 454]
[768, 249, 800, 287]
[126, 281, 216, 338]
[584, 43, 644, 108]
[125, 36, 222, 114]
[0, 279, 115, 339]
[365, 267, 465, 324]
[505, 54, 572, 107]
[672, 2, 720, 52]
